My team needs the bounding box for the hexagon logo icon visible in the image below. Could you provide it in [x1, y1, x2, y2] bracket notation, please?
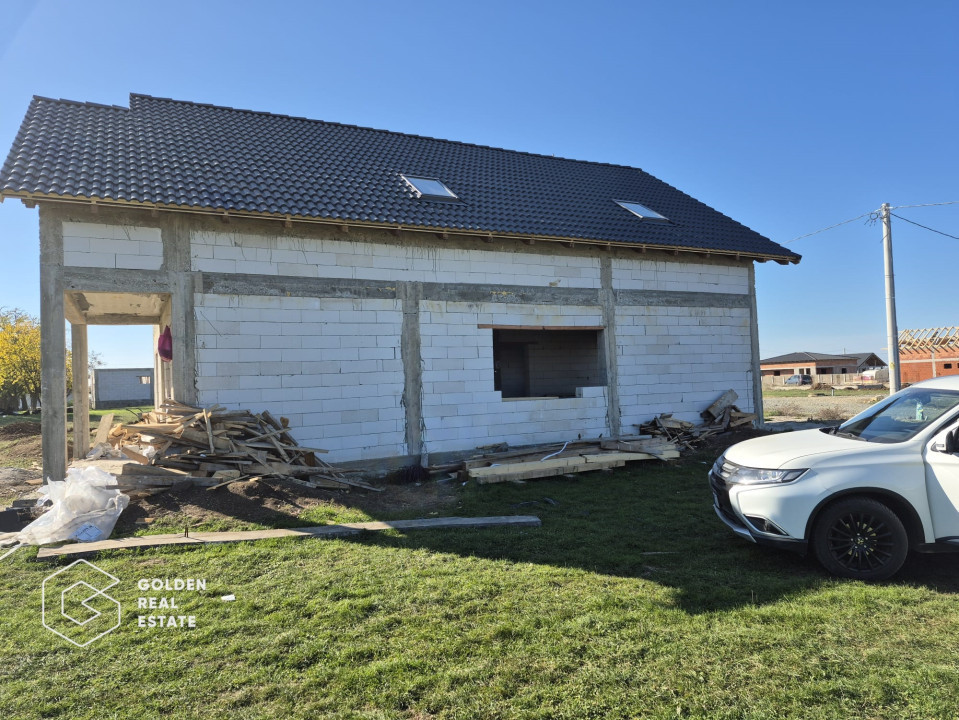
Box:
[42, 559, 121, 647]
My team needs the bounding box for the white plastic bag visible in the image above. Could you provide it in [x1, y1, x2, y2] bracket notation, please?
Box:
[13, 466, 129, 545]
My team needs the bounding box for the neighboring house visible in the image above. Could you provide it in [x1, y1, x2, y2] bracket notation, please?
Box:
[0, 93, 800, 480]
[90, 368, 154, 409]
[899, 327, 959, 384]
[760, 351, 886, 380]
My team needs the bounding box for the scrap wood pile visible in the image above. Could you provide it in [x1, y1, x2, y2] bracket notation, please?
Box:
[432, 389, 756, 485]
[431, 436, 681, 485]
[99, 400, 380, 497]
[636, 389, 757, 450]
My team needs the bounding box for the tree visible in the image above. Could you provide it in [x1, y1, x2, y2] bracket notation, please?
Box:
[0, 308, 74, 413]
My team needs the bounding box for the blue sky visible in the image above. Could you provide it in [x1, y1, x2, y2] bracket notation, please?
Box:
[1, 0, 958, 367]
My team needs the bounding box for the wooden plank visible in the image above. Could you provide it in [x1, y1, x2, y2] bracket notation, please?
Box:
[475, 459, 626, 483]
[35, 515, 543, 558]
[318, 476, 384, 492]
[203, 409, 216, 453]
[283, 445, 329, 454]
[469, 452, 658, 478]
[93, 414, 115, 446]
[729, 413, 757, 428]
[703, 389, 739, 420]
[120, 447, 151, 465]
[600, 439, 679, 453]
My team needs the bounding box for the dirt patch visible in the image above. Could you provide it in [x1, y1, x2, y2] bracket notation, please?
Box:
[764, 394, 873, 422]
[0, 422, 42, 440]
[0, 435, 44, 465]
[114, 476, 460, 533]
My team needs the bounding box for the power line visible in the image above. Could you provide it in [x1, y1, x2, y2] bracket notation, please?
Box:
[889, 200, 959, 210]
[785, 211, 875, 244]
[786, 200, 959, 245]
[889, 212, 959, 240]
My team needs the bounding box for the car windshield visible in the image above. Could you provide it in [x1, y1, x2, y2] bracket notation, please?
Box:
[837, 387, 959, 443]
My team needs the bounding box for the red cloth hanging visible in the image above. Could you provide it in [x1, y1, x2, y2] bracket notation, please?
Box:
[157, 325, 173, 362]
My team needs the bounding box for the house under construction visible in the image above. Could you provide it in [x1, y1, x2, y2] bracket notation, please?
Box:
[899, 327, 959, 385]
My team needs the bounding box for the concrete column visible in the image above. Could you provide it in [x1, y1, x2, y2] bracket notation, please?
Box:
[599, 256, 621, 437]
[71, 322, 90, 459]
[39, 206, 67, 482]
[748, 263, 764, 427]
[398, 282, 424, 461]
[163, 217, 198, 406]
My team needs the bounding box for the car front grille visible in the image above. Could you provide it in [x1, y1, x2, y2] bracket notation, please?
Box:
[709, 470, 745, 529]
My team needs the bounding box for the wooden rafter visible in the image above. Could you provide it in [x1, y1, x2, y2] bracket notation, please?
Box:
[899, 327, 959, 352]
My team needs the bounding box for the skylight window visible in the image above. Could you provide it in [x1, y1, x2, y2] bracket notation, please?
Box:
[615, 200, 668, 222]
[402, 174, 458, 200]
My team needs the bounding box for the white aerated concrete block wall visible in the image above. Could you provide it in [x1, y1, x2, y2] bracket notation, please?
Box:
[194, 294, 406, 461]
[615, 305, 754, 426]
[610, 256, 754, 423]
[62, 222, 163, 270]
[612, 257, 749, 294]
[420, 301, 609, 454]
[188, 229, 755, 460]
[190, 231, 602, 288]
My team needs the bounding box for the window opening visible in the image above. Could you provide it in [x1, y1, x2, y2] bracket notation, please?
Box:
[492, 328, 606, 399]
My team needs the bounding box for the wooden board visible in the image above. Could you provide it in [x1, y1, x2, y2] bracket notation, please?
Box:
[703, 389, 739, 420]
[34, 515, 543, 559]
[474, 459, 627, 483]
[120, 447, 151, 465]
[93, 414, 115, 446]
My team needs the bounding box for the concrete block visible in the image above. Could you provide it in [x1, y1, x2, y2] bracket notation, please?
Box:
[64, 251, 116, 268]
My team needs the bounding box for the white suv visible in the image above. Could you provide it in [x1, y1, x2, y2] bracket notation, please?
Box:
[711, 376, 959, 580]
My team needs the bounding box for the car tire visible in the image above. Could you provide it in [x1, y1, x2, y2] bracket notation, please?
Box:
[812, 497, 909, 581]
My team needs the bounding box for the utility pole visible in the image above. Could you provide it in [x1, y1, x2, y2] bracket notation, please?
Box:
[881, 203, 901, 393]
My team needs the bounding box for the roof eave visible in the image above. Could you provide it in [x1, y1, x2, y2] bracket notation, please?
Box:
[2, 190, 802, 265]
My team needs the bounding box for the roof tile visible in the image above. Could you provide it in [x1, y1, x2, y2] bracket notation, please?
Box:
[0, 93, 799, 261]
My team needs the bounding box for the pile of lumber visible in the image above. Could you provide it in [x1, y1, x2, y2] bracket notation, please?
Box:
[97, 401, 380, 496]
[434, 389, 757, 485]
[437, 436, 681, 485]
[636, 389, 757, 449]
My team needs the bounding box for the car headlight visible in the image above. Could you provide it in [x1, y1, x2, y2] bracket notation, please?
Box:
[712, 456, 807, 486]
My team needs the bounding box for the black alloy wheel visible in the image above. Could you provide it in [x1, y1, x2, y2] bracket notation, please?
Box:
[812, 497, 909, 581]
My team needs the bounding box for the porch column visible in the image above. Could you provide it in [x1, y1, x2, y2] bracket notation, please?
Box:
[164, 217, 197, 406]
[39, 206, 67, 482]
[71, 322, 90, 459]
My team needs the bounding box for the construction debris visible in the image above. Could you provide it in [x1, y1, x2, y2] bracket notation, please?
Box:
[636, 390, 757, 449]
[440, 436, 680, 485]
[434, 389, 756, 484]
[97, 400, 380, 497]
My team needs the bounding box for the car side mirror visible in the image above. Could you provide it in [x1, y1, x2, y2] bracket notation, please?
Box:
[933, 428, 958, 453]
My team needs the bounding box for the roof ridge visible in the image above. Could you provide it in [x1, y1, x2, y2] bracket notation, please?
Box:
[34, 95, 129, 111]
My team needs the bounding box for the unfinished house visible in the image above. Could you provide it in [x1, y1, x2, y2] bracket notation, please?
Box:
[0, 94, 800, 480]
[899, 328, 959, 384]
[760, 351, 887, 383]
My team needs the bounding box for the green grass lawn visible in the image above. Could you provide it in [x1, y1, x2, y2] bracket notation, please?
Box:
[3, 447, 959, 719]
[0, 414, 40, 429]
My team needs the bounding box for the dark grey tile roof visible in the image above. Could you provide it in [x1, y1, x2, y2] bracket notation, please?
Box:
[761, 351, 861, 365]
[1, 93, 799, 262]
[852, 352, 886, 367]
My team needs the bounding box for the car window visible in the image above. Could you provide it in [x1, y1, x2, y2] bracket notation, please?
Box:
[838, 389, 959, 443]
